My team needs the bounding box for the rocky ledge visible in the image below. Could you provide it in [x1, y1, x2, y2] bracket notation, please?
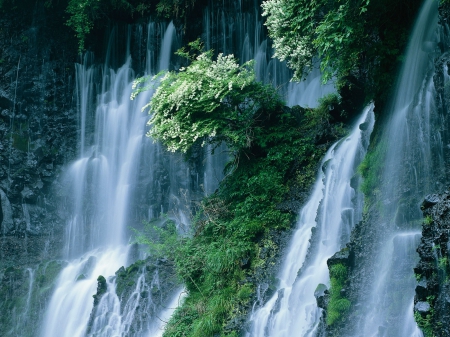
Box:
[414, 192, 450, 337]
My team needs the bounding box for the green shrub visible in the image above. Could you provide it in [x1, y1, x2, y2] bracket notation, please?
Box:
[132, 40, 283, 154]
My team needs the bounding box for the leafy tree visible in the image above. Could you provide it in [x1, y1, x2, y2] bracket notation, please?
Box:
[262, 0, 370, 83]
[262, 0, 423, 104]
[132, 41, 283, 153]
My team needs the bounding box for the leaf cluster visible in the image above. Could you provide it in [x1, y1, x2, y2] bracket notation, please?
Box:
[262, 0, 423, 104]
[64, 0, 198, 52]
[134, 45, 283, 154]
[262, 0, 370, 83]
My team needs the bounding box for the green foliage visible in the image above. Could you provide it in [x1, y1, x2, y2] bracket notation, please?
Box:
[262, 0, 370, 83]
[134, 219, 179, 259]
[414, 295, 436, 337]
[358, 137, 387, 207]
[327, 263, 351, 326]
[424, 215, 433, 225]
[262, 0, 423, 103]
[158, 102, 343, 336]
[66, 0, 101, 52]
[64, 0, 198, 51]
[148, 100, 346, 337]
[415, 311, 435, 337]
[132, 43, 283, 153]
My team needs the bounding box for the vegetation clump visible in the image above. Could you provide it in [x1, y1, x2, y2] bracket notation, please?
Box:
[357, 136, 387, 209]
[132, 40, 283, 153]
[132, 43, 347, 336]
[326, 263, 351, 326]
[262, 0, 423, 106]
[64, 0, 199, 51]
[414, 295, 436, 337]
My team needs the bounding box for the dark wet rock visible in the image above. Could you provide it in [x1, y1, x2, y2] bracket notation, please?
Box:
[421, 194, 440, 210]
[414, 191, 450, 336]
[271, 288, 285, 315]
[0, 3, 78, 335]
[87, 257, 180, 335]
[92, 275, 107, 306]
[0, 188, 14, 234]
[328, 247, 354, 269]
[359, 122, 369, 131]
[415, 278, 428, 301]
[315, 283, 329, 309]
[415, 301, 431, 314]
[0, 259, 66, 337]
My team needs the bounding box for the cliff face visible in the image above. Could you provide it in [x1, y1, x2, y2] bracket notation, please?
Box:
[0, 2, 79, 335]
[407, 5, 450, 337]
[0, 1, 78, 265]
[415, 193, 450, 337]
[414, 8, 450, 335]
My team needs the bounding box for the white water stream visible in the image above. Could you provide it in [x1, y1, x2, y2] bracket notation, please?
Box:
[350, 0, 442, 335]
[39, 23, 187, 337]
[202, 4, 335, 108]
[39, 4, 338, 336]
[247, 105, 375, 337]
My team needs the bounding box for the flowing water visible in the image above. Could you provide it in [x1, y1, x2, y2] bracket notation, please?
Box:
[349, 1, 443, 336]
[202, 2, 335, 108]
[247, 105, 375, 337]
[39, 23, 191, 337]
[38, 3, 338, 336]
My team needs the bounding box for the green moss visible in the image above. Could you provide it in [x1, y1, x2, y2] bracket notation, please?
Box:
[358, 136, 387, 209]
[438, 257, 448, 272]
[424, 215, 433, 226]
[326, 263, 351, 326]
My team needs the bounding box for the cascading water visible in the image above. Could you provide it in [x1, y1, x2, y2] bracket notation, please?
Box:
[348, 1, 444, 336]
[247, 104, 375, 336]
[202, 2, 334, 108]
[39, 23, 190, 337]
[37, 3, 338, 336]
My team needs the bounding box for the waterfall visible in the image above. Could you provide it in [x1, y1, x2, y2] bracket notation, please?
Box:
[349, 0, 442, 335]
[202, 3, 335, 108]
[247, 104, 375, 336]
[37, 3, 338, 336]
[39, 23, 189, 337]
